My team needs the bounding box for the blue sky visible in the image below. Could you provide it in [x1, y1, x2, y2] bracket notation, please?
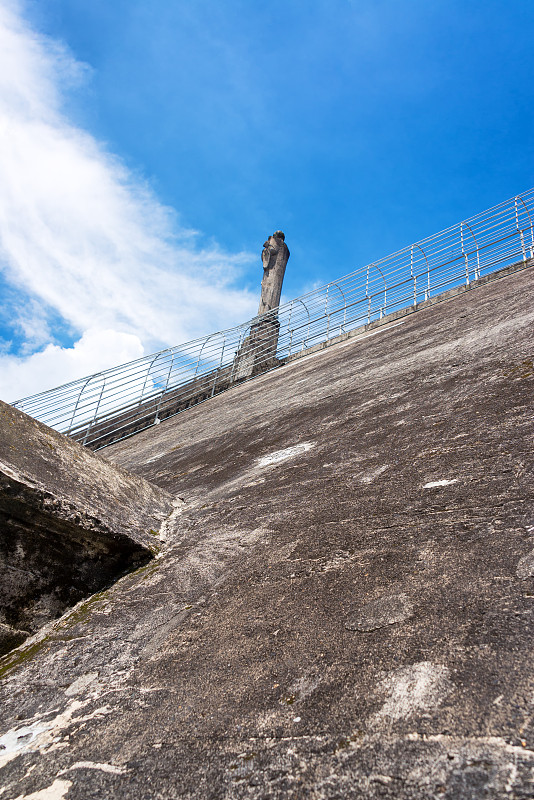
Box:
[1, 0, 533, 399]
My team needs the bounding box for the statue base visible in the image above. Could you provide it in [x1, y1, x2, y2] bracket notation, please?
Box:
[233, 315, 281, 381]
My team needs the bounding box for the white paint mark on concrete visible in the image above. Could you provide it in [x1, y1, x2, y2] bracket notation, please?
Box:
[65, 672, 99, 697]
[423, 479, 458, 489]
[0, 701, 113, 769]
[517, 549, 534, 579]
[256, 442, 315, 469]
[360, 465, 389, 484]
[373, 662, 454, 723]
[61, 761, 126, 775]
[11, 779, 72, 800]
[144, 451, 166, 464]
[158, 497, 187, 543]
[370, 775, 392, 785]
[505, 760, 518, 793]
[286, 670, 322, 701]
[321, 552, 357, 572]
[409, 732, 534, 757]
[0, 722, 50, 765]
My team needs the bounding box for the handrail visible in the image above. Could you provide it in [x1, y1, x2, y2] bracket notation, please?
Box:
[12, 187, 534, 449]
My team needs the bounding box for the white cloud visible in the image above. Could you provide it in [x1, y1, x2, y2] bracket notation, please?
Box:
[0, 328, 144, 402]
[0, 1, 257, 401]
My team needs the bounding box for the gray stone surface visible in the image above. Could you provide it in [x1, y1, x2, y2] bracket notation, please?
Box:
[0, 401, 174, 644]
[0, 265, 533, 799]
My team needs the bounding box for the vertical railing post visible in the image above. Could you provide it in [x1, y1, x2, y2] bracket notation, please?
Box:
[67, 376, 93, 434]
[366, 264, 371, 323]
[325, 285, 330, 339]
[284, 301, 294, 357]
[411, 245, 416, 305]
[194, 343, 203, 377]
[517, 196, 534, 258]
[300, 299, 311, 349]
[138, 355, 159, 408]
[286, 300, 294, 329]
[211, 336, 226, 397]
[462, 221, 480, 281]
[373, 264, 387, 319]
[155, 352, 175, 422]
[515, 196, 527, 262]
[331, 282, 347, 335]
[82, 379, 105, 445]
[460, 222, 469, 285]
[194, 333, 218, 382]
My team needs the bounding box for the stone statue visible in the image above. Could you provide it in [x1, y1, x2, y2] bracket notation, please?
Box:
[232, 230, 290, 381]
[258, 231, 290, 316]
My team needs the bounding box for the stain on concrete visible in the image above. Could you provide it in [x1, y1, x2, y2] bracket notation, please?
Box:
[64, 672, 99, 697]
[345, 592, 414, 632]
[59, 761, 125, 775]
[12, 778, 73, 799]
[373, 662, 454, 723]
[255, 442, 315, 468]
[516, 549, 534, 579]
[360, 464, 390, 484]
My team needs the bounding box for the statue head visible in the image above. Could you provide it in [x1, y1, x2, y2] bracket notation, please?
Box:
[262, 230, 289, 271]
[263, 231, 285, 252]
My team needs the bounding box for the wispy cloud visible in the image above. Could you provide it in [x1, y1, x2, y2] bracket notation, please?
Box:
[0, 1, 257, 401]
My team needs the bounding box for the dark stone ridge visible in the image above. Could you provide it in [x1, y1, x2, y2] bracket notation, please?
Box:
[0, 623, 29, 657]
[0, 401, 174, 650]
[0, 264, 533, 798]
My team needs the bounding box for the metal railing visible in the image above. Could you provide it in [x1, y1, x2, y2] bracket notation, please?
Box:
[12, 188, 534, 449]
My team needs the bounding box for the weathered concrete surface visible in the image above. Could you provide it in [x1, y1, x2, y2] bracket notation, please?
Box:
[0, 401, 174, 648]
[0, 265, 533, 799]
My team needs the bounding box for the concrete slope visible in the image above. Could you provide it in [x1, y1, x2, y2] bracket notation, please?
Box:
[0, 266, 533, 799]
